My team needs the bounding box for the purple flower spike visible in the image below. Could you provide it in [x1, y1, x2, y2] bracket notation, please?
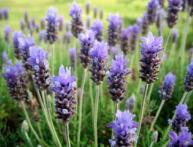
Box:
[46, 7, 57, 44]
[89, 41, 108, 85]
[13, 31, 24, 59]
[121, 27, 130, 55]
[3, 62, 28, 101]
[169, 127, 193, 147]
[172, 104, 191, 132]
[85, 2, 90, 15]
[108, 54, 130, 102]
[108, 14, 122, 47]
[147, 0, 159, 24]
[140, 32, 163, 84]
[4, 25, 11, 43]
[2, 8, 9, 20]
[129, 25, 140, 51]
[39, 30, 47, 42]
[159, 72, 176, 100]
[91, 20, 103, 41]
[171, 29, 178, 43]
[68, 48, 76, 69]
[63, 31, 72, 44]
[70, 3, 83, 37]
[27, 46, 51, 90]
[167, 0, 183, 28]
[52, 65, 77, 122]
[2, 51, 12, 66]
[109, 110, 138, 147]
[184, 60, 193, 91]
[79, 30, 95, 68]
[137, 13, 149, 35]
[57, 16, 64, 31]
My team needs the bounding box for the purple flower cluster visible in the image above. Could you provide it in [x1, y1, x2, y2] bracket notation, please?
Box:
[140, 32, 163, 84]
[137, 13, 149, 35]
[13, 31, 24, 59]
[108, 54, 130, 102]
[159, 72, 176, 100]
[79, 30, 95, 68]
[70, 3, 83, 38]
[129, 25, 140, 51]
[27, 46, 51, 90]
[57, 16, 64, 31]
[169, 127, 193, 147]
[3, 62, 28, 101]
[46, 7, 57, 44]
[147, 0, 159, 24]
[121, 28, 130, 55]
[2, 51, 11, 66]
[89, 41, 108, 85]
[109, 110, 138, 147]
[0, 8, 9, 20]
[52, 66, 77, 122]
[91, 20, 103, 41]
[167, 0, 183, 28]
[172, 104, 191, 132]
[184, 60, 193, 91]
[108, 14, 122, 47]
[4, 26, 11, 42]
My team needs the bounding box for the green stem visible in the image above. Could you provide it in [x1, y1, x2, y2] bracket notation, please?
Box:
[24, 132, 33, 147]
[52, 44, 55, 74]
[149, 141, 154, 147]
[150, 100, 165, 131]
[66, 123, 71, 147]
[89, 79, 94, 120]
[184, 91, 192, 104]
[77, 69, 87, 147]
[94, 85, 100, 147]
[136, 83, 149, 146]
[162, 92, 189, 140]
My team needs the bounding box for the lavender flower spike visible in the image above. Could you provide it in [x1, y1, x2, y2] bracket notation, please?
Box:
[89, 41, 108, 85]
[147, 0, 159, 24]
[46, 7, 57, 44]
[79, 30, 95, 68]
[140, 32, 163, 84]
[68, 48, 76, 69]
[13, 31, 24, 59]
[2, 51, 12, 66]
[4, 26, 11, 43]
[91, 20, 103, 41]
[3, 62, 28, 101]
[172, 104, 191, 132]
[184, 60, 193, 91]
[52, 65, 76, 122]
[129, 25, 140, 51]
[108, 14, 122, 47]
[121, 27, 130, 55]
[109, 110, 138, 147]
[137, 13, 149, 35]
[70, 2, 83, 38]
[108, 54, 130, 102]
[167, 0, 183, 28]
[169, 127, 193, 147]
[27, 46, 51, 90]
[159, 72, 176, 100]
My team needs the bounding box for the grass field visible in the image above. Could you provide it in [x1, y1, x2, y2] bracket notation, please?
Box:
[0, 0, 193, 146]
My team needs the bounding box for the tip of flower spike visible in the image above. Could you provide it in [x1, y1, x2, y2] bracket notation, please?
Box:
[90, 41, 108, 60]
[70, 2, 82, 19]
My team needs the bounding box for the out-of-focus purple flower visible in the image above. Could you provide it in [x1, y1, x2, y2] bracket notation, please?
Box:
[121, 27, 130, 55]
[70, 2, 83, 37]
[2, 51, 12, 66]
[63, 31, 72, 44]
[89, 41, 108, 85]
[158, 0, 165, 7]
[93, 7, 98, 18]
[99, 9, 103, 19]
[159, 72, 176, 100]
[109, 110, 138, 147]
[169, 127, 193, 147]
[167, 0, 183, 28]
[46, 7, 57, 44]
[171, 28, 178, 43]
[68, 48, 76, 69]
[52, 65, 77, 122]
[110, 46, 120, 57]
[4, 26, 11, 43]
[2, 8, 9, 20]
[85, 2, 90, 15]
[126, 94, 136, 112]
[137, 13, 149, 35]
[57, 16, 64, 31]
[147, 0, 159, 24]
[40, 18, 46, 30]
[184, 60, 193, 91]
[108, 54, 130, 102]
[91, 20, 103, 41]
[79, 30, 95, 68]
[13, 31, 24, 59]
[20, 19, 25, 31]
[3, 62, 28, 101]
[140, 32, 163, 84]
[156, 8, 165, 35]
[171, 104, 191, 132]
[108, 14, 122, 47]
[39, 30, 47, 42]
[27, 46, 51, 90]
[129, 25, 140, 51]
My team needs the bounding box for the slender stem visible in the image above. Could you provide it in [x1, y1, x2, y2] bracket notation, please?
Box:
[24, 132, 33, 147]
[136, 83, 149, 146]
[77, 69, 87, 147]
[149, 141, 154, 147]
[184, 91, 192, 104]
[21, 102, 41, 143]
[162, 92, 189, 140]
[94, 85, 100, 147]
[66, 123, 71, 147]
[89, 79, 94, 120]
[164, 30, 172, 52]
[52, 44, 55, 74]
[150, 100, 165, 131]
